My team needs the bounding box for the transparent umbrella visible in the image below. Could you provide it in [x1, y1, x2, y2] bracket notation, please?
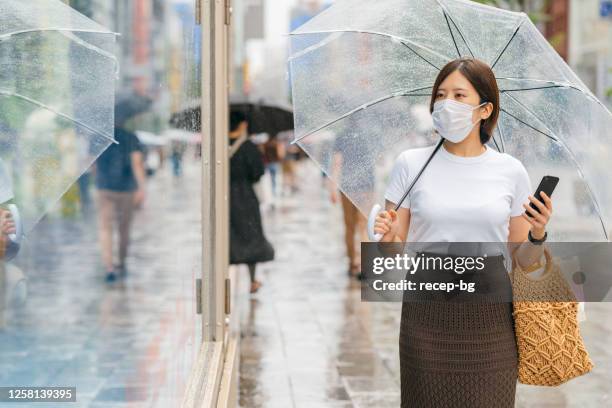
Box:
[0, 0, 117, 243]
[288, 0, 612, 241]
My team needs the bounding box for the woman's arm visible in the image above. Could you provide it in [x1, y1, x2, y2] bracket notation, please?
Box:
[374, 201, 410, 257]
[508, 192, 553, 270]
[507, 216, 543, 270]
[373, 200, 410, 243]
[385, 200, 410, 242]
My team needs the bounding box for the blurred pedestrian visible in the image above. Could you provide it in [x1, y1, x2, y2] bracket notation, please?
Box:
[229, 111, 274, 294]
[261, 134, 285, 199]
[170, 140, 187, 177]
[281, 141, 300, 195]
[77, 171, 92, 210]
[145, 146, 162, 177]
[77, 135, 94, 213]
[331, 189, 367, 279]
[93, 120, 146, 282]
[329, 123, 375, 279]
[194, 141, 202, 159]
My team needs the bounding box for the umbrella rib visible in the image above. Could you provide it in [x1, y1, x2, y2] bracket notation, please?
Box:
[503, 91, 561, 139]
[497, 76, 609, 111]
[490, 18, 526, 69]
[288, 32, 343, 61]
[292, 85, 433, 144]
[290, 29, 453, 63]
[400, 42, 441, 71]
[499, 108, 556, 141]
[0, 28, 118, 73]
[497, 76, 589, 94]
[61, 31, 118, 66]
[0, 28, 116, 41]
[500, 85, 564, 92]
[497, 76, 574, 87]
[490, 133, 501, 152]
[0, 90, 117, 144]
[442, 9, 461, 57]
[435, 0, 474, 58]
[496, 119, 507, 152]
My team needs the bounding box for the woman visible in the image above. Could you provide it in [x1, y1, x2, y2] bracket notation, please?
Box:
[261, 134, 286, 199]
[229, 111, 275, 294]
[373, 58, 553, 407]
[281, 140, 300, 195]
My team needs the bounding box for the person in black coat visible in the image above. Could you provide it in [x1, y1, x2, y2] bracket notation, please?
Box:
[229, 111, 274, 293]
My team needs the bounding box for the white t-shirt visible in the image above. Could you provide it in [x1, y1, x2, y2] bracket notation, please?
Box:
[384, 143, 532, 256]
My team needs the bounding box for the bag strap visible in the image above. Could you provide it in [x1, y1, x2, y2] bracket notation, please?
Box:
[229, 133, 248, 158]
[511, 245, 554, 282]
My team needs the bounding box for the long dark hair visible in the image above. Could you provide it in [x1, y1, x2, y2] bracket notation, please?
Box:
[429, 58, 500, 144]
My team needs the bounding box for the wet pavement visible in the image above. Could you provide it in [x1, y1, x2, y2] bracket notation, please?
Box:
[0, 160, 202, 407]
[238, 160, 612, 408]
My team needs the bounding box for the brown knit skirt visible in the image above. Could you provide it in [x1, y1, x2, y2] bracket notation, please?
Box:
[399, 253, 518, 408]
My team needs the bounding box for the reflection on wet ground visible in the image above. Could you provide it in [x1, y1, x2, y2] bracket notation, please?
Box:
[238, 161, 612, 408]
[0, 162, 201, 407]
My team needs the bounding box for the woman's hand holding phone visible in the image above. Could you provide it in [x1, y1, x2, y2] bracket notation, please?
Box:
[522, 191, 553, 239]
[521, 175, 557, 239]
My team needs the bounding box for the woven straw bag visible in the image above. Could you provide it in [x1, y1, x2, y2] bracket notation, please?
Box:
[511, 246, 593, 386]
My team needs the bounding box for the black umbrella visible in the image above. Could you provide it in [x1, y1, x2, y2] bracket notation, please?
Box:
[169, 101, 294, 137]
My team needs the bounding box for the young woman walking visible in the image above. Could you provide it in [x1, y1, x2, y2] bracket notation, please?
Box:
[374, 58, 553, 407]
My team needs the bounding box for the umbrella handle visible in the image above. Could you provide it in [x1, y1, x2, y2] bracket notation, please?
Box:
[7, 204, 23, 245]
[368, 203, 383, 242]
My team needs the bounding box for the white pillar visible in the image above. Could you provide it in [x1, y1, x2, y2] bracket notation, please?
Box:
[202, 0, 230, 343]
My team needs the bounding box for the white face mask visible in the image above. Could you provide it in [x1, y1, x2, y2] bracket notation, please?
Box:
[432, 99, 487, 143]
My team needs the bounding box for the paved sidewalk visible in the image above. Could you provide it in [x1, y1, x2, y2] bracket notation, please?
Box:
[238, 161, 612, 408]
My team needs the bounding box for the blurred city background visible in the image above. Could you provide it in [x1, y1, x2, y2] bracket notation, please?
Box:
[0, 0, 611, 407]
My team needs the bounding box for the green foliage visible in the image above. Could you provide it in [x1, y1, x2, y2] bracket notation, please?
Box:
[472, 0, 549, 24]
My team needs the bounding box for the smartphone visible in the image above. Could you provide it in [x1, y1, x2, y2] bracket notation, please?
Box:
[526, 175, 559, 217]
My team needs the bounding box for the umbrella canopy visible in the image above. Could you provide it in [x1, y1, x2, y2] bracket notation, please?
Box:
[289, 0, 612, 241]
[169, 101, 295, 137]
[0, 0, 117, 234]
